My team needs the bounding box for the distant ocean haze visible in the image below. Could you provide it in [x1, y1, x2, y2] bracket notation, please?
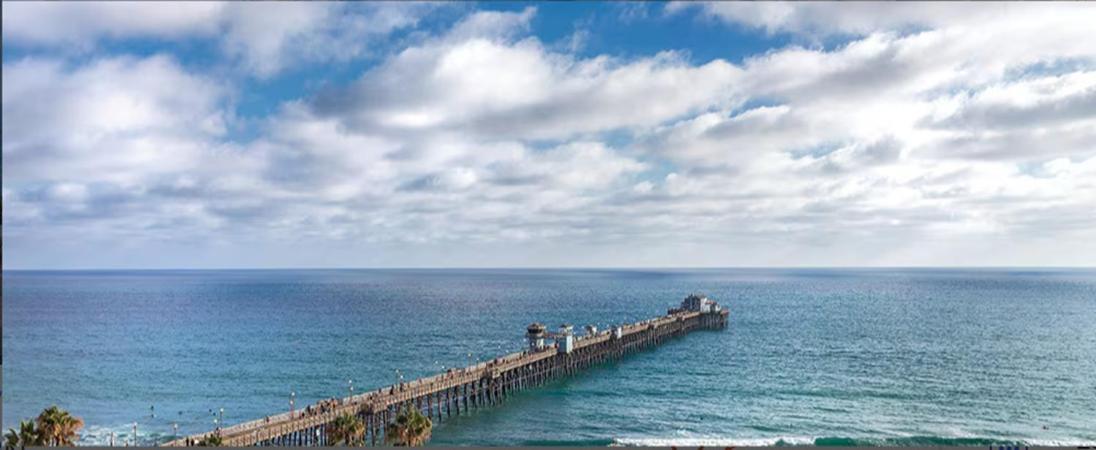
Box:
[2, 268, 1095, 446]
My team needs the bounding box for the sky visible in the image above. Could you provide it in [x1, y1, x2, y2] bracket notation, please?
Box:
[3, 2, 1096, 269]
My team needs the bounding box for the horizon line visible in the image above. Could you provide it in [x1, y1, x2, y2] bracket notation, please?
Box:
[4, 265, 1096, 272]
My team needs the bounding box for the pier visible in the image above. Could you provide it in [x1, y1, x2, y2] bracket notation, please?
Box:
[165, 294, 729, 447]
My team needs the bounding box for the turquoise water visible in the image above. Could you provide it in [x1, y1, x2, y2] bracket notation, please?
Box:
[3, 268, 1095, 446]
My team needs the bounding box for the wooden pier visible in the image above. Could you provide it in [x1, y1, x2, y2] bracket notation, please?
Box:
[165, 294, 729, 447]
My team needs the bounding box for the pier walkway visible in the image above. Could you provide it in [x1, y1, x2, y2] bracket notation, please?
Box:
[165, 294, 729, 446]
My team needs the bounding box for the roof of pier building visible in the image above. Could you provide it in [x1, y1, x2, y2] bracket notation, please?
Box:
[681, 293, 714, 312]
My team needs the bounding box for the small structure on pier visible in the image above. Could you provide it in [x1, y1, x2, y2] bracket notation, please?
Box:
[672, 293, 722, 314]
[526, 323, 547, 351]
[585, 325, 598, 336]
[555, 324, 575, 354]
[682, 293, 714, 312]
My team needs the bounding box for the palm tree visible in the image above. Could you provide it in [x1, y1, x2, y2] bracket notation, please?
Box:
[326, 413, 365, 446]
[3, 428, 16, 450]
[384, 404, 432, 447]
[35, 406, 84, 446]
[196, 434, 223, 446]
[4, 420, 40, 450]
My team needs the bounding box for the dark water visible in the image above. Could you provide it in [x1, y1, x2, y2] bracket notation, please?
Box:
[3, 268, 1095, 446]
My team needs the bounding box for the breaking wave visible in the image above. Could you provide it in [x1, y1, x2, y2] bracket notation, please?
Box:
[612, 435, 1096, 447]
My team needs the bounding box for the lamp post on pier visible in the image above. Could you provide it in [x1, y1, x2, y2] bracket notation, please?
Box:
[290, 391, 296, 419]
[218, 408, 224, 429]
[348, 379, 354, 398]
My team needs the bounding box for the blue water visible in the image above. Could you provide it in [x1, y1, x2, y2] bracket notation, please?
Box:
[3, 268, 1095, 446]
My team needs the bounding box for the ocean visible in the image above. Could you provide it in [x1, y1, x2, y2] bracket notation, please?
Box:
[3, 268, 1095, 446]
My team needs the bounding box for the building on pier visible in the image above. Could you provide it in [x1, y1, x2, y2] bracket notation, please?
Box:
[682, 293, 714, 312]
[526, 323, 547, 351]
[671, 293, 723, 315]
[556, 324, 574, 354]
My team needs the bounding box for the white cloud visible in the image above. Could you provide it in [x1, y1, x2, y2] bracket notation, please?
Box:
[1, 1, 435, 77]
[2, 55, 230, 184]
[669, 2, 1095, 38]
[1, 1, 224, 45]
[639, 106, 818, 169]
[219, 2, 435, 78]
[622, 1, 1096, 265]
[4, 4, 1096, 267]
[445, 6, 536, 42]
[930, 71, 1096, 130]
[312, 9, 742, 140]
[643, 6, 1096, 168]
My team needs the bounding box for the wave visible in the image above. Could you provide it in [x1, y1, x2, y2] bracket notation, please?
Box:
[522, 438, 617, 446]
[77, 424, 174, 447]
[612, 435, 1096, 447]
[613, 436, 812, 447]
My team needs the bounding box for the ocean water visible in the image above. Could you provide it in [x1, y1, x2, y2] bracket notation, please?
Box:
[3, 268, 1095, 446]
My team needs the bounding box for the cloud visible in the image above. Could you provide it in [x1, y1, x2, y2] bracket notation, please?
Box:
[4, 4, 1096, 268]
[2, 54, 230, 184]
[929, 71, 1096, 130]
[1, 1, 224, 45]
[1, 53, 274, 246]
[445, 6, 536, 42]
[908, 72, 1096, 161]
[219, 2, 436, 78]
[639, 105, 816, 169]
[643, 6, 1096, 168]
[668, 2, 1095, 38]
[1, 2, 436, 77]
[312, 9, 741, 140]
[623, 2, 1096, 261]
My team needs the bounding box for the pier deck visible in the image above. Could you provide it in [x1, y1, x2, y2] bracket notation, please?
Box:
[166, 296, 728, 446]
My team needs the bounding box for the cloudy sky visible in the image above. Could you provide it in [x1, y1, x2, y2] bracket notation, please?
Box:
[3, 2, 1095, 269]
